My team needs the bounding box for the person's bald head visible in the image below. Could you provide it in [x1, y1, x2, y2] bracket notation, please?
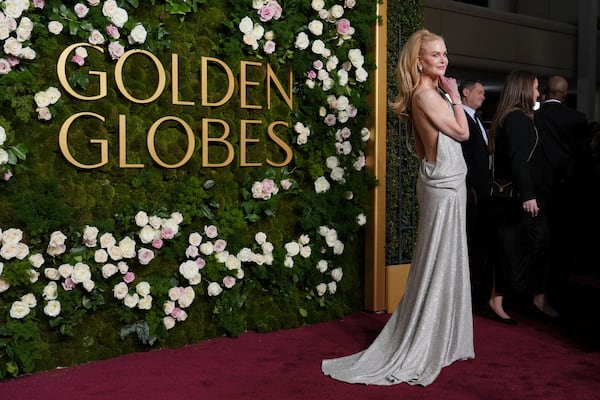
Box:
[544, 75, 568, 102]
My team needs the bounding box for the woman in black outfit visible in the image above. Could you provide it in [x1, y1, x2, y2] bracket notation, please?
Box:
[486, 70, 558, 324]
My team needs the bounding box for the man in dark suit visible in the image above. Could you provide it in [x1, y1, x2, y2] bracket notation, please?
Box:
[459, 80, 490, 309]
[534, 75, 590, 306]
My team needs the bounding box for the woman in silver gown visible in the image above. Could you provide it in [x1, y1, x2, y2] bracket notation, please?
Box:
[322, 29, 474, 386]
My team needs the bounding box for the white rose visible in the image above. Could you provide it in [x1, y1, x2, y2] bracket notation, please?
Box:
[308, 20, 323, 36]
[314, 176, 330, 193]
[170, 212, 183, 225]
[331, 267, 344, 282]
[300, 245, 312, 258]
[355, 67, 369, 83]
[3, 37, 21, 57]
[128, 24, 147, 44]
[29, 253, 44, 268]
[113, 282, 129, 300]
[124, 293, 139, 308]
[21, 293, 37, 308]
[225, 254, 241, 270]
[99, 232, 116, 248]
[3, 228, 23, 244]
[261, 242, 274, 254]
[0, 278, 10, 293]
[48, 21, 63, 35]
[199, 242, 214, 256]
[316, 283, 327, 296]
[44, 268, 60, 281]
[71, 262, 91, 283]
[119, 236, 136, 258]
[107, 245, 123, 261]
[327, 281, 337, 294]
[237, 247, 252, 262]
[102, 0, 119, 16]
[357, 213, 367, 226]
[333, 240, 345, 255]
[44, 300, 61, 317]
[43, 282, 59, 300]
[239, 16, 253, 34]
[16, 243, 29, 260]
[284, 256, 294, 268]
[179, 260, 199, 280]
[101, 263, 118, 279]
[3, 1, 24, 19]
[137, 295, 152, 310]
[9, 301, 30, 319]
[20, 47, 36, 60]
[94, 249, 108, 263]
[88, 29, 105, 45]
[135, 211, 149, 227]
[207, 282, 223, 296]
[178, 286, 195, 308]
[28, 269, 39, 283]
[110, 8, 129, 27]
[311, 0, 325, 11]
[117, 261, 129, 274]
[58, 263, 73, 278]
[311, 39, 326, 55]
[294, 32, 309, 50]
[215, 250, 228, 263]
[49, 231, 67, 247]
[188, 232, 202, 246]
[136, 281, 151, 296]
[316, 259, 328, 273]
[330, 5, 344, 18]
[138, 225, 157, 244]
[148, 216, 162, 229]
[348, 49, 364, 68]
[82, 279, 95, 292]
[0, 126, 5, 146]
[87, 0, 100, 6]
[325, 156, 339, 169]
[82, 225, 99, 247]
[330, 166, 345, 182]
[164, 300, 176, 314]
[284, 242, 300, 257]
[163, 316, 176, 330]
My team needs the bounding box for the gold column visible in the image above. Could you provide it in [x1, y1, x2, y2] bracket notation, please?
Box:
[364, 0, 388, 312]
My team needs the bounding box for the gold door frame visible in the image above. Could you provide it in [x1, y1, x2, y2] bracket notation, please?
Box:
[364, 1, 411, 313]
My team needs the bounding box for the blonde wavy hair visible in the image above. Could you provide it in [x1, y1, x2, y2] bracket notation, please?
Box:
[389, 29, 445, 120]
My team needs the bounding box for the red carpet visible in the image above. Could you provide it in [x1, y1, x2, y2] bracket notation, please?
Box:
[1, 309, 599, 400]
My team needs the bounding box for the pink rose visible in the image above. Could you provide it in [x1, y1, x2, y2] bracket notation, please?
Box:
[336, 19, 352, 36]
[62, 278, 75, 291]
[33, 0, 45, 8]
[204, 225, 218, 239]
[137, 248, 154, 265]
[223, 276, 236, 289]
[106, 25, 120, 39]
[123, 271, 135, 283]
[3, 171, 13, 181]
[71, 54, 85, 66]
[161, 227, 175, 240]
[195, 257, 206, 269]
[151, 238, 163, 249]
[261, 179, 276, 194]
[280, 179, 291, 190]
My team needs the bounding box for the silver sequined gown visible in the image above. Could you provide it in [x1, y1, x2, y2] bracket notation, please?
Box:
[322, 130, 474, 386]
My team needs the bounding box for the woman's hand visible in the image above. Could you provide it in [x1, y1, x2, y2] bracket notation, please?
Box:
[439, 76, 461, 104]
[522, 199, 539, 217]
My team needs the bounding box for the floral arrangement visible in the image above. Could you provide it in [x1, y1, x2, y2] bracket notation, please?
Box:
[0, 0, 378, 379]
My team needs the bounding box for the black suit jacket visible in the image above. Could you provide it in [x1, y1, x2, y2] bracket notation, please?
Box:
[534, 101, 589, 183]
[495, 110, 554, 207]
[461, 111, 490, 200]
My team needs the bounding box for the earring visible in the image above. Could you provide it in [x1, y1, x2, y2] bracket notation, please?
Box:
[417, 65, 423, 74]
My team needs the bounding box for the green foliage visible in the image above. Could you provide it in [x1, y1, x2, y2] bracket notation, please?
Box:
[0, 0, 397, 381]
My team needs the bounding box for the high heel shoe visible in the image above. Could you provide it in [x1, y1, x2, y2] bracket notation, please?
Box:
[482, 304, 517, 325]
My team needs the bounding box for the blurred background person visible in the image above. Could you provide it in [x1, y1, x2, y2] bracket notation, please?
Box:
[459, 79, 491, 310]
[487, 70, 558, 323]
